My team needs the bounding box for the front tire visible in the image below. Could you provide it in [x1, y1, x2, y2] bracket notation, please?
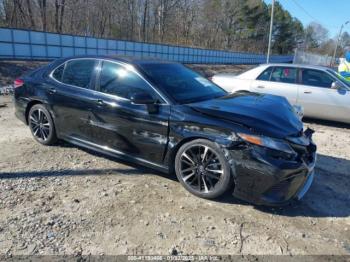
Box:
[28, 104, 57, 145]
[174, 139, 232, 199]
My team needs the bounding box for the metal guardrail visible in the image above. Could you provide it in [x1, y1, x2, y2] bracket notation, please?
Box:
[0, 27, 293, 64]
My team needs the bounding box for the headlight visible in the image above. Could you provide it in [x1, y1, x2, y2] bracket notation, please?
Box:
[237, 133, 295, 154]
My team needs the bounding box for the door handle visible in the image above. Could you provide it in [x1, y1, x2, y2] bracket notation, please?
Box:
[96, 99, 105, 106]
[257, 85, 265, 88]
[48, 88, 56, 94]
[304, 91, 312, 94]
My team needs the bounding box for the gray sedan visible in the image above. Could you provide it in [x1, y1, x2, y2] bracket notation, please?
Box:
[212, 63, 350, 124]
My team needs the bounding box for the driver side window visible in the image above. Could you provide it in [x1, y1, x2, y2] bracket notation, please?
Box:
[301, 69, 334, 88]
[99, 61, 156, 100]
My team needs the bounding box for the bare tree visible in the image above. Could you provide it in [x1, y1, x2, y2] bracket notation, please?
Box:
[141, 0, 149, 41]
[54, 0, 65, 33]
[0, 0, 329, 55]
[37, 0, 47, 31]
[26, 0, 36, 28]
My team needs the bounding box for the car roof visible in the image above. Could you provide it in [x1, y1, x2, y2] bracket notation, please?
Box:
[58, 55, 175, 66]
[213, 63, 336, 78]
[259, 63, 333, 71]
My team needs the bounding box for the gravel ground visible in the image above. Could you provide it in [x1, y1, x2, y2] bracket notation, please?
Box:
[0, 62, 350, 257]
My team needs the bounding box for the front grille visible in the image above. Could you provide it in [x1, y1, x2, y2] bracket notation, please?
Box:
[266, 179, 290, 199]
[263, 175, 306, 202]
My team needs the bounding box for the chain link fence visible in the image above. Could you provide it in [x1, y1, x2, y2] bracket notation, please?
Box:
[293, 49, 332, 66]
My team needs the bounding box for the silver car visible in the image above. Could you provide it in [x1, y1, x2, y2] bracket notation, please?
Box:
[212, 63, 350, 124]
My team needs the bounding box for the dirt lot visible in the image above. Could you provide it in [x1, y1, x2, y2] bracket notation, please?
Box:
[0, 62, 350, 257]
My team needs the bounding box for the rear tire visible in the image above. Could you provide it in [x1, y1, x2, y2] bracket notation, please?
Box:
[174, 139, 232, 199]
[28, 104, 57, 145]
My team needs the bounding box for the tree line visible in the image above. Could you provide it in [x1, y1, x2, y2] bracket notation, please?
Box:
[0, 0, 348, 56]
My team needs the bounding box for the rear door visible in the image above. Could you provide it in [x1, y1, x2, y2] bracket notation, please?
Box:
[89, 60, 170, 165]
[251, 66, 299, 104]
[297, 68, 350, 121]
[47, 58, 99, 140]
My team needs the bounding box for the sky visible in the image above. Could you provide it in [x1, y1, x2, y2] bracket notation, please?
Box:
[263, 0, 350, 38]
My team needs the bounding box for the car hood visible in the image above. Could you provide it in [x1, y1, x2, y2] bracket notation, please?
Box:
[188, 92, 303, 139]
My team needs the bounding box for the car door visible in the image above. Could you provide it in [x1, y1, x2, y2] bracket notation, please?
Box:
[89, 60, 170, 165]
[47, 58, 100, 141]
[297, 68, 350, 122]
[250, 66, 299, 104]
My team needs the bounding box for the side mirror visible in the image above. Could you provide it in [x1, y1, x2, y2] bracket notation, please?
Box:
[130, 92, 159, 114]
[331, 81, 342, 90]
[130, 92, 155, 105]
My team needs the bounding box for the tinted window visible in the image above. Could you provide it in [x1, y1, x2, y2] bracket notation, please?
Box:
[99, 61, 155, 99]
[302, 69, 334, 88]
[61, 59, 96, 88]
[257, 67, 273, 81]
[52, 64, 65, 81]
[270, 67, 297, 84]
[139, 63, 227, 104]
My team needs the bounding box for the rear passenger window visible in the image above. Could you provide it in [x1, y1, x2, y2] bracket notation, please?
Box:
[52, 64, 65, 82]
[270, 67, 297, 84]
[61, 59, 96, 88]
[301, 69, 334, 88]
[257, 67, 273, 81]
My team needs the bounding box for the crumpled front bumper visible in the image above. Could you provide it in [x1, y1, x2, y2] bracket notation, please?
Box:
[295, 171, 314, 200]
[229, 137, 316, 206]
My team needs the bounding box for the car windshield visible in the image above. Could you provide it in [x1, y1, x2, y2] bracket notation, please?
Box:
[139, 63, 227, 104]
[327, 69, 350, 89]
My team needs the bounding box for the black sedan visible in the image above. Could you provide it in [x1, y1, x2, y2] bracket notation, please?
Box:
[14, 55, 316, 205]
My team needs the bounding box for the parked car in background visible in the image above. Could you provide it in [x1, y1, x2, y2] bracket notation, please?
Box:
[212, 64, 350, 124]
[14, 56, 316, 205]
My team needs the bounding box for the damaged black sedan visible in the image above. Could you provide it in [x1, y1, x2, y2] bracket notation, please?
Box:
[14, 55, 316, 205]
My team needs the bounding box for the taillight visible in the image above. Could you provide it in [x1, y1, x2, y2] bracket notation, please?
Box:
[14, 78, 24, 88]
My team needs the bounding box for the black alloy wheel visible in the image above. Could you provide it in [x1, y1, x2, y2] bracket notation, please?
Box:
[28, 104, 57, 145]
[175, 139, 232, 199]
